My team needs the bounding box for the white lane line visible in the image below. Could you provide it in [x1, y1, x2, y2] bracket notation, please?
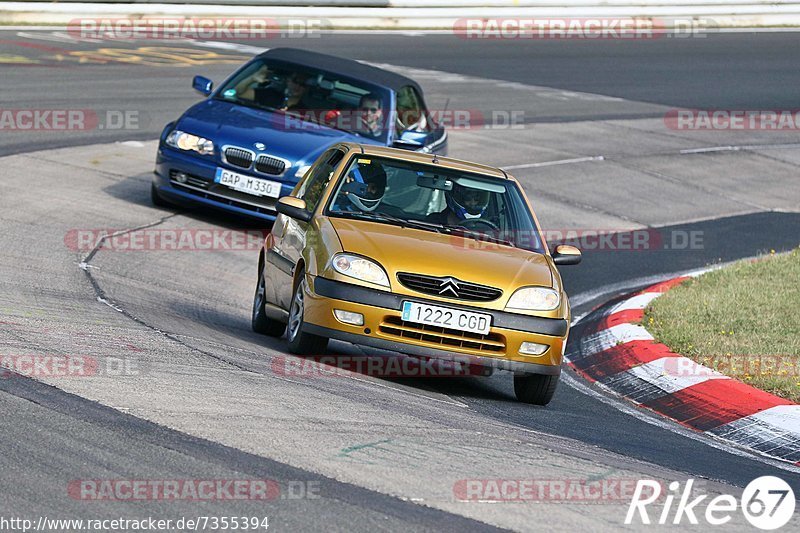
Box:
[502, 155, 604, 171]
[680, 142, 800, 155]
[16, 30, 75, 43]
[16, 29, 105, 43]
[680, 146, 742, 154]
[116, 140, 145, 148]
[189, 40, 267, 55]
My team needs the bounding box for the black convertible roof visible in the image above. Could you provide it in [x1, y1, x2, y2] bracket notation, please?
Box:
[258, 48, 422, 94]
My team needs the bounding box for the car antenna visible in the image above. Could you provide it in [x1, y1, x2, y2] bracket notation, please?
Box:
[430, 97, 448, 165]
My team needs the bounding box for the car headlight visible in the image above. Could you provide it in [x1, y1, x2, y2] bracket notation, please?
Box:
[295, 165, 311, 179]
[165, 130, 214, 156]
[506, 287, 560, 311]
[331, 253, 390, 288]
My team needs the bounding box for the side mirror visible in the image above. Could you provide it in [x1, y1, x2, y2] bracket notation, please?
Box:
[392, 139, 424, 151]
[192, 75, 213, 97]
[276, 196, 312, 223]
[552, 244, 581, 265]
[392, 128, 425, 150]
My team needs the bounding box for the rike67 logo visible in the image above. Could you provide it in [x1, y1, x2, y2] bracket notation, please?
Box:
[626, 477, 796, 530]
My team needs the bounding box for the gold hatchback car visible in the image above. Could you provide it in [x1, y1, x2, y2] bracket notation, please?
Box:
[252, 143, 581, 405]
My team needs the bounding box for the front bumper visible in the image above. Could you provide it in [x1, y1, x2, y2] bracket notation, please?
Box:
[153, 145, 297, 222]
[304, 276, 567, 375]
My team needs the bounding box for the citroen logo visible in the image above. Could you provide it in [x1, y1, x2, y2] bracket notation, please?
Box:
[438, 277, 460, 297]
[254, 142, 266, 151]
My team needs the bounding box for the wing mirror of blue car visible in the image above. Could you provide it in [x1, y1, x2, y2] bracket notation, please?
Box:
[192, 75, 213, 96]
[392, 129, 425, 150]
[392, 138, 424, 150]
[276, 196, 313, 223]
[552, 245, 582, 266]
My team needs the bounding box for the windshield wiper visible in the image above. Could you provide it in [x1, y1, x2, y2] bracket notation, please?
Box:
[334, 212, 515, 247]
[334, 211, 447, 234]
[377, 214, 449, 233]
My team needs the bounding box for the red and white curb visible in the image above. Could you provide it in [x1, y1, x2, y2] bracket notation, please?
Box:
[566, 275, 800, 466]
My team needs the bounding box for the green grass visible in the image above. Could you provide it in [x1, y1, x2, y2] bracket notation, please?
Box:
[644, 248, 800, 402]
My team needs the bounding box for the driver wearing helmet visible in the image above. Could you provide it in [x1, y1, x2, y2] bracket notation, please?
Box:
[427, 182, 490, 225]
[332, 161, 387, 213]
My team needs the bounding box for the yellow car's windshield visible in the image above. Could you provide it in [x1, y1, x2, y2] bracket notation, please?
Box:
[327, 156, 544, 253]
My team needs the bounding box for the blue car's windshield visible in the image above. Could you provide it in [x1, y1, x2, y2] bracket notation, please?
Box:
[216, 59, 392, 143]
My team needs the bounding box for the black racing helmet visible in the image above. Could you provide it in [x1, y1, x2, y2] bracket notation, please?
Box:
[346, 161, 387, 212]
[446, 182, 490, 219]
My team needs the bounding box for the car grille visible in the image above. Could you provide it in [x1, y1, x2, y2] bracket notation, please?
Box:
[224, 147, 255, 169]
[379, 316, 505, 354]
[255, 154, 287, 175]
[397, 273, 502, 302]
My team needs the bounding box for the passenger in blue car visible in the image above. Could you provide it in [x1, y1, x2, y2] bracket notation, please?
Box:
[253, 72, 311, 111]
[279, 73, 311, 111]
[331, 161, 387, 213]
[232, 67, 310, 111]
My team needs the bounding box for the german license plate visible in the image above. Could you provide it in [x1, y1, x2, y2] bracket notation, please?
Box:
[215, 167, 281, 198]
[401, 301, 491, 335]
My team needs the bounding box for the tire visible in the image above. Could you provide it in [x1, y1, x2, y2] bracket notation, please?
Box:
[252, 269, 286, 337]
[286, 271, 328, 355]
[151, 183, 173, 208]
[513, 373, 559, 405]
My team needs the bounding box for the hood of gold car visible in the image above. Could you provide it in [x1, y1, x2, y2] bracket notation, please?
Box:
[329, 218, 554, 300]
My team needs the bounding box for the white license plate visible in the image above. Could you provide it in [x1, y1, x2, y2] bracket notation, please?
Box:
[215, 168, 281, 198]
[401, 301, 492, 335]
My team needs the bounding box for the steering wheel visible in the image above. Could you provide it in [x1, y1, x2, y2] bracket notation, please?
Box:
[456, 218, 500, 232]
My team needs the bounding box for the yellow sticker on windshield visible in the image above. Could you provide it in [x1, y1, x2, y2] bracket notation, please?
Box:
[357, 158, 372, 164]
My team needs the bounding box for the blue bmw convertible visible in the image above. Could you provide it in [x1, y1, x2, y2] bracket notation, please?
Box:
[152, 48, 448, 221]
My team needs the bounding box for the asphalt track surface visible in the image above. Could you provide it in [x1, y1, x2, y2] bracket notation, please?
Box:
[1, 30, 800, 531]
